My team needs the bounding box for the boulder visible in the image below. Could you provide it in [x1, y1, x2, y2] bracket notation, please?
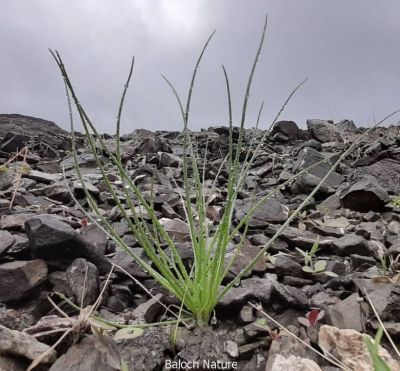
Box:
[306, 119, 343, 143]
[340, 177, 389, 212]
[25, 214, 111, 274]
[271, 121, 299, 141]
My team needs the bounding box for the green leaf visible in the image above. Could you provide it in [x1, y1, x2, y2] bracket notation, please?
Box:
[302, 266, 314, 273]
[114, 327, 144, 340]
[364, 333, 392, 371]
[314, 260, 327, 272]
[324, 270, 338, 277]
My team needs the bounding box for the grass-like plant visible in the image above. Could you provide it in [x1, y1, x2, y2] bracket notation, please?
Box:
[51, 16, 399, 328]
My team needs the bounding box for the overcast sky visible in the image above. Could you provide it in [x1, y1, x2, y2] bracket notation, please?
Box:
[1, 0, 400, 133]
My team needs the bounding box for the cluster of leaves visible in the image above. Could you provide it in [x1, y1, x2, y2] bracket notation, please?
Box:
[296, 238, 337, 277]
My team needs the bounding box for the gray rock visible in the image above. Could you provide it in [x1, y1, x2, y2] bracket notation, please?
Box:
[331, 235, 371, 256]
[340, 176, 390, 212]
[328, 293, 364, 332]
[293, 147, 342, 187]
[24, 169, 63, 183]
[271, 121, 299, 140]
[0, 132, 30, 153]
[25, 214, 111, 274]
[130, 293, 163, 323]
[306, 119, 343, 143]
[235, 197, 289, 227]
[273, 283, 308, 308]
[352, 159, 400, 193]
[158, 151, 182, 167]
[117, 327, 170, 371]
[0, 114, 69, 152]
[0, 324, 56, 365]
[0, 259, 47, 302]
[354, 279, 400, 322]
[0, 230, 15, 256]
[336, 119, 357, 131]
[50, 334, 121, 371]
[66, 258, 100, 307]
[218, 274, 277, 307]
[274, 255, 304, 278]
[266, 330, 318, 371]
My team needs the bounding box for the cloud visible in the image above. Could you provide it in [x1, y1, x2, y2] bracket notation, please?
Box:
[1, 0, 400, 133]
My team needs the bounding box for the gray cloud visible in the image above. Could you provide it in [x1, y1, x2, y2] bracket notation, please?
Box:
[1, 0, 399, 133]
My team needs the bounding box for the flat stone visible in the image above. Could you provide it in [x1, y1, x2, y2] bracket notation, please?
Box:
[50, 334, 121, 371]
[273, 282, 308, 308]
[0, 259, 47, 302]
[0, 230, 15, 256]
[331, 235, 371, 256]
[235, 197, 289, 227]
[328, 293, 364, 332]
[0, 324, 56, 364]
[24, 169, 62, 183]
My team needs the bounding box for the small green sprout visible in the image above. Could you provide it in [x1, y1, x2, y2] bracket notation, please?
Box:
[296, 238, 337, 277]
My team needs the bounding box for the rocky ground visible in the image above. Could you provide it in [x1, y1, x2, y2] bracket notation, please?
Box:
[1, 113, 400, 370]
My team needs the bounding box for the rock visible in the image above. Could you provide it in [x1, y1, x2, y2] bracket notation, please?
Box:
[266, 225, 332, 249]
[291, 173, 335, 197]
[354, 279, 400, 322]
[159, 218, 190, 243]
[340, 177, 390, 212]
[0, 355, 27, 371]
[274, 255, 304, 278]
[48, 271, 74, 297]
[319, 325, 400, 371]
[218, 274, 276, 308]
[337, 119, 357, 131]
[0, 230, 15, 256]
[226, 244, 268, 277]
[331, 235, 371, 256]
[0, 132, 30, 153]
[0, 114, 70, 153]
[273, 283, 308, 308]
[0, 259, 47, 302]
[271, 121, 299, 141]
[352, 159, 400, 193]
[117, 327, 171, 371]
[177, 327, 237, 369]
[130, 293, 163, 323]
[79, 224, 108, 256]
[66, 258, 99, 307]
[0, 324, 56, 364]
[328, 293, 364, 332]
[293, 147, 342, 187]
[158, 151, 182, 167]
[0, 213, 35, 231]
[350, 254, 376, 271]
[24, 169, 62, 183]
[235, 197, 289, 227]
[25, 214, 111, 274]
[268, 354, 322, 371]
[50, 334, 121, 371]
[266, 330, 318, 371]
[306, 119, 343, 143]
[135, 136, 171, 155]
[113, 247, 150, 278]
